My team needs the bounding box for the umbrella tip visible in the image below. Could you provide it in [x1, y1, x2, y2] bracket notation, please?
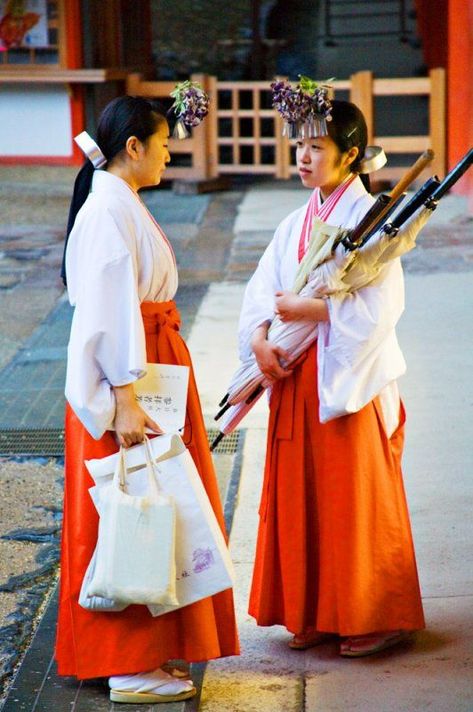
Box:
[215, 402, 232, 421]
[219, 393, 229, 408]
[210, 432, 225, 451]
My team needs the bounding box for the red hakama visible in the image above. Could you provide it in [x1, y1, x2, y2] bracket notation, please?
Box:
[249, 344, 425, 636]
[56, 301, 239, 679]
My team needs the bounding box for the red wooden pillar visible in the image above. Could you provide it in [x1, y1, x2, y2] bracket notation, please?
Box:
[447, 0, 473, 209]
[63, 0, 85, 164]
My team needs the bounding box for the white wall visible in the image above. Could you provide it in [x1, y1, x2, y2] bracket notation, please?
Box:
[0, 84, 72, 157]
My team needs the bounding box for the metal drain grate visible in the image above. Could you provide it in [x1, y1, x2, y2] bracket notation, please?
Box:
[0, 427, 241, 458]
[0, 428, 65, 457]
[206, 428, 241, 455]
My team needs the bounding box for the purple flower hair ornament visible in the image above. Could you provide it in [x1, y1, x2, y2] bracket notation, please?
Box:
[170, 80, 210, 139]
[271, 75, 334, 139]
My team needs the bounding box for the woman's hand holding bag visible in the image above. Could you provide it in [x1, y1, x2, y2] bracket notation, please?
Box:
[85, 436, 178, 607]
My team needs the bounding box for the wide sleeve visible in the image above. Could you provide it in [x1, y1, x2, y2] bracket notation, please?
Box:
[237, 213, 298, 360]
[316, 258, 407, 422]
[65, 205, 147, 439]
[324, 258, 405, 369]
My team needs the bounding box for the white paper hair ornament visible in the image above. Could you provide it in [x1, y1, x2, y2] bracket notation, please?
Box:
[74, 131, 107, 169]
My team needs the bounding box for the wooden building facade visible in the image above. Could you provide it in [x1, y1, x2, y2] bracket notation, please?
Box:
[0, 0, 471, 204]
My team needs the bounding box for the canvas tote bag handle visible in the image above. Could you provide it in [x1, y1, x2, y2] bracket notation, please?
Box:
[115, 436, 161, 499]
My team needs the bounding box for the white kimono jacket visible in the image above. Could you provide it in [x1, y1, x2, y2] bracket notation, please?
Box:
[65, 170, 178, 439]
[238, 177, 406, 435]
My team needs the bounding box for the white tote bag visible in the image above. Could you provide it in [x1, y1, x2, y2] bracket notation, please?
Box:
[85, 438, 178, 607]
[85, 433, 235, 616]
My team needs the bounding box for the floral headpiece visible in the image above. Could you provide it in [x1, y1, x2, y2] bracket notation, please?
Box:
[271, 75, 333, 139]
[169, 80, 210, 139]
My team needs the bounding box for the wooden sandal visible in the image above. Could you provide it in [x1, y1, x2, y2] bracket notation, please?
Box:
[340, 631, 412, 658]
[109, 668, 196, 704]
[110, 687, 196, 704]
[289, 631, 334, 650]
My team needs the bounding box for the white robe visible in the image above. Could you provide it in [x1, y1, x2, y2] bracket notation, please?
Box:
[238, 177, 405, 435]
[65, 170, 178, 439]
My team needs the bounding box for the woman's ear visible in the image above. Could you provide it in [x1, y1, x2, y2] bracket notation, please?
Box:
[125, 135, 142, 161]
[344, 146, 359, 168]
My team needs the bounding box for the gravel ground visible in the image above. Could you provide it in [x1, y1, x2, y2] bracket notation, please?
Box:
[0, 458, 63, 698]
[0, 168, 74, 703]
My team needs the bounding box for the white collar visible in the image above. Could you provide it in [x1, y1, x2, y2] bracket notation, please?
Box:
[91, 169, 138, 199]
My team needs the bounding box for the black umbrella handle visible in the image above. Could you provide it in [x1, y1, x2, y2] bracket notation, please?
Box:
[383, 176, 440, 236]
[427, 148, 473, 205]
[215, 402, 232, 421]
[339, 194, 391, 251]
[210, 431, 225, 451]
[218, 393, 229, 408]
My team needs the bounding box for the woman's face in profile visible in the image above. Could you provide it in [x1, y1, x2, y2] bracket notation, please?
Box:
[139, 120, 171, 187]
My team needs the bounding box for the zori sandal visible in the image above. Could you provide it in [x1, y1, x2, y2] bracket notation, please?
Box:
[289, 631, 335, 650]
[340, 631, 412, 658]
[109, 667, 196, 704]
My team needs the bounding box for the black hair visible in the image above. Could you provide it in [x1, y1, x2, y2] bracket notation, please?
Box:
[61, 96, 167, 285]
[327, 99, 371, 193]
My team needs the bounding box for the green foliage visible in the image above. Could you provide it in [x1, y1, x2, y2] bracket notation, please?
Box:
[298, 75, 335, 95]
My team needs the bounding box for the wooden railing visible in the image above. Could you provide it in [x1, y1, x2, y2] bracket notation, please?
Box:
[349, 69, 446, 181]
[126, 69, 446, 183]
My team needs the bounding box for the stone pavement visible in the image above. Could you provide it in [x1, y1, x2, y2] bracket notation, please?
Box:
[0, 167, 472, 710]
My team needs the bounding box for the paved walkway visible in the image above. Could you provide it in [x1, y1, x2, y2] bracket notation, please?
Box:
[189, 188, 473, 711]
[1, 173, 472, 710]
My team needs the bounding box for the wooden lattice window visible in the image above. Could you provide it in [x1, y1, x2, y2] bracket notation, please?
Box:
[0, 0, 61, 65]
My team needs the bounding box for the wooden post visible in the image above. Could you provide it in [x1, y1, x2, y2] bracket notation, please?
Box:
[253, 87, 261, 166]
[429, 67, 446, 179]
[273, 76, 290, 179]
[205, 75, 219, 179]
[126, 73, 142, 95]
[350, 71, 374, 142]
[275, 113, 290, 179]
[58, 0, 68, 68]
[231, 86, 241, 167]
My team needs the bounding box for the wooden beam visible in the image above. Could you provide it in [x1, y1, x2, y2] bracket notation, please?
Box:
[0, 68, 129, 83]
[373, 77, 431, 95]
[374, 136, 431, 152]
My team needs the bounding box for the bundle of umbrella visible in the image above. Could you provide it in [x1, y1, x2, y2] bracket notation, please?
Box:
[212, 147, 473, 450]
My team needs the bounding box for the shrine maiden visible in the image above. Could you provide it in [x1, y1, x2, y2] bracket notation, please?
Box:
[57, 96, 239, 704]
[240, 96, 425, 657]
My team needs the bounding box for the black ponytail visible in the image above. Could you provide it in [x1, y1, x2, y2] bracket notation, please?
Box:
[61, 96, 167, 285]
[60, 162, 95, 284]
[327, 100, 371, 194]
[359, 173, 371, 192]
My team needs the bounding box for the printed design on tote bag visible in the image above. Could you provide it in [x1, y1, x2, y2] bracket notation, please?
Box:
[192, 548, 215, 573]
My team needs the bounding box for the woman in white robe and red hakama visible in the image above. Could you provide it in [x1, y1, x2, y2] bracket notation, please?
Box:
[239, 100, 424, 657]
[56, 97, 238, 702]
